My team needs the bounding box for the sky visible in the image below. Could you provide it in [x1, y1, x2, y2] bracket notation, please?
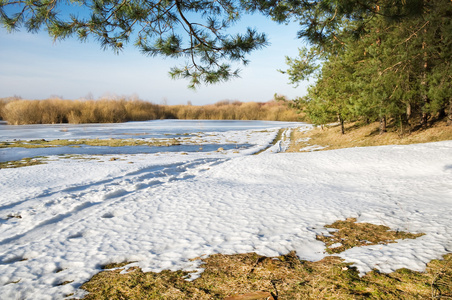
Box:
[0, 12, 312, 105]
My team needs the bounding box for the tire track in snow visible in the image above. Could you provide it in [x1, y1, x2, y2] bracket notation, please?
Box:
[0, 158, 227, 255]
[0, 165, 178, 212]
[254, 127, 293, 155]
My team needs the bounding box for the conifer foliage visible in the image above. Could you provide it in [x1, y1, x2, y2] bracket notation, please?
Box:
[278, 0, 452, 132]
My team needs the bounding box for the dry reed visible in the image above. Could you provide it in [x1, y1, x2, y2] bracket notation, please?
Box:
[1, 98, 303, 125]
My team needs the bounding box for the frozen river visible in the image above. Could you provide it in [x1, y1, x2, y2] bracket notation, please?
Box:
[0, 120, 306, 162]
[0, 119, 302, 141]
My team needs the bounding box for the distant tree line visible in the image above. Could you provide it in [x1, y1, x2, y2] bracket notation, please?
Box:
[0, 98, 302, 125]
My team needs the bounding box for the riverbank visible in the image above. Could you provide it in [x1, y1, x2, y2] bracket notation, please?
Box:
[288, 119, 452, 152]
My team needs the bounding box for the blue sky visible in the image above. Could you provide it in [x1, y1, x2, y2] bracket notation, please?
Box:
[0, 13, 311, 105]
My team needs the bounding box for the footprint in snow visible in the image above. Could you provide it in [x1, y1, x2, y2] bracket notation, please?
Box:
[101, 212, 115, 218]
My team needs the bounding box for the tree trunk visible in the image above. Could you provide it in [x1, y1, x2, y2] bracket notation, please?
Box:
[421, 111, 429, 128]
[398, 115, 404, 137]
[379, 116, 387, 134]
[406, 103, 411, 120]
[448, 98, 452, 126]
[437, 107, 446, 120]
[338, 114, 345, 134]
[420, 24, 430, 129]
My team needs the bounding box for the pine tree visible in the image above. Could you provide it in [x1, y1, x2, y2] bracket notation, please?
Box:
[279, 0, 451, 131]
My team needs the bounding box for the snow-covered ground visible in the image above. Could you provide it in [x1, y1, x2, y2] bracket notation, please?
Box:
[0, 121, 451, 299]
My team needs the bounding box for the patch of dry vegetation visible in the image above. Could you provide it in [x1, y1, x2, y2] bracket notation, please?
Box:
[0, 98, 302, 125]
[1, 98, 161, 125]
[0, 138, 182, 149]
[316, 218, 425, 254]
[253, 128, 286, 155]
[0, 157, 46, 169]
[0, 98, 14, 120]
[165, 100, 302, 121]
[288, 119, 452, 152]
[79, 219, 451, 299]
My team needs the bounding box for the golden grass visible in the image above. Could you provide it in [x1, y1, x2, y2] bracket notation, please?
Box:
[1, 98, 303, 125]
[0, 98, 10, 120]
[80, 219, 451, 299]
[288, 119, 452, 152]
[1, 98, 160, 125]
[316, 218, 425, 254]
[0, 138, 182, 148]
[0, 157, 46, 169]
[165, 100, 303, 122]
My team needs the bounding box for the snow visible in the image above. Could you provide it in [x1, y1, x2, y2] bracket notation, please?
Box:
[1, 120, 452, 299]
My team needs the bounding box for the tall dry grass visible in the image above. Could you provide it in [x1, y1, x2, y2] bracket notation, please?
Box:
[0, 97, 20, 121]
[165, 100, 302, 121]
[2, 98, 162, 125]
[1, 98, 303, 125]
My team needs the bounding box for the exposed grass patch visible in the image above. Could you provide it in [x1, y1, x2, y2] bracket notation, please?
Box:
[80, 219, 449, 299]
[56, 154, 100, 161]
[0, 157, 46, 169]
[0, 138, 182, 148]
[316, 218, 425, 254]
[272, 129, 285, 146]
[253, 128, 285, 155]
[80, 252, 452, 299]
[57, 280, 74, 286]
[288, 119, 452, 152]
[6, 213, 22, 219]
[0, 153, 133, 169]
[102, 261, 136, 270]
